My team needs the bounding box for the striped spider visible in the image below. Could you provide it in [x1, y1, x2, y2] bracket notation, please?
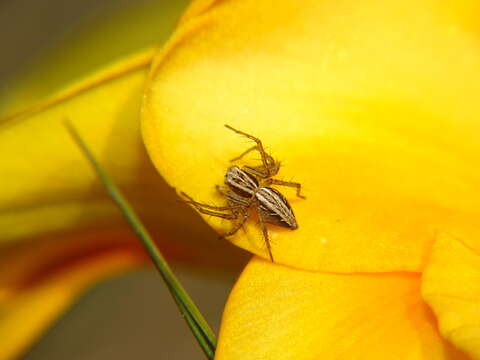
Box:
[181, 125, 305, 262]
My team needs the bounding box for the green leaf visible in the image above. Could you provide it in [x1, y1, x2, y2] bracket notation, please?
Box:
[65, 120, 216, 359]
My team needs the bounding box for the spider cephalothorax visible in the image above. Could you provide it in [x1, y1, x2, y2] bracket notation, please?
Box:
[181, 125, 305, 262]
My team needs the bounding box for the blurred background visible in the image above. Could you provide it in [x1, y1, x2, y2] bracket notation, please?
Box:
[0, 0, 247, 359]
[24, 269, 236, 360]
[0, 0, 189, 110]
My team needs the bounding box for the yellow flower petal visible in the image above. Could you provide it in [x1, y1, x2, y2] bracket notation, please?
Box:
[0, 50, 153, 243]
[143, 0, 480, 272]
[215, 256, 468, 360]
[1, 47, 245, 358]
[0, 49, 244, 266]
[0, 230, 142, 360]
[422, 233, 480, 359]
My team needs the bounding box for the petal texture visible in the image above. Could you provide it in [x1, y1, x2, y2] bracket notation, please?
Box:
[143, 0, 480, 272]
[216, 257, 468, 360]
[422, 233, 480, 359]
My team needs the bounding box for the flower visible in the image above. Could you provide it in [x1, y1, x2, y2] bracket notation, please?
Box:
[142, 0, 480, 358]
[0, 3, 244, 359]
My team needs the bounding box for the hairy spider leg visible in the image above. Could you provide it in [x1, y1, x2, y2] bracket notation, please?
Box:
[264, 178, 306, 199]
[229, 146, 278, 176]
[222, 208, 251, 237]
[257, 209, 274, 262]
[181, 192, 242, 211]
[229, 145, 258, 162]
[215, 185, 255, 237]
[216, 185, 251, 206]
[180, 192, 239, 219]
[224, 124, 279, 177]
[188, 205, 238, 220]
[243, 162, 279, 179]
[228, 144, 277, 170]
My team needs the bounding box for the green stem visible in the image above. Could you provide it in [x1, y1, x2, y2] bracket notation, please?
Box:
[65, 121, 216, 358]
[177, 297, 215, 359]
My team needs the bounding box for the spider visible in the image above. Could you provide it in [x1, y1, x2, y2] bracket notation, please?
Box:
[181, 125, 305, 262]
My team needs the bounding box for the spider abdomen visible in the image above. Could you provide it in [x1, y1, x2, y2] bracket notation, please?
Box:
[256, 187, 298, 230]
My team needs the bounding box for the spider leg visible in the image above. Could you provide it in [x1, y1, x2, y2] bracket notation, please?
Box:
[183, 201, 240, 212]
[257, 210, 274, 262]
[242, 161, 279, 179]
[264, 178, 306, 199]
[216, 185, 250, 206]
[180, 192, 239, 219]
[221, 208, 250, 237]
[229, 145, 258, 162]
[215, 185, 231, 197]
[189, 205, 238, 219]
[225, 124, 278, 177]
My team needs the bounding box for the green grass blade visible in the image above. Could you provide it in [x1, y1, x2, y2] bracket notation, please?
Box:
[65, 121, 216, 358]
[178, 299, 215, 359]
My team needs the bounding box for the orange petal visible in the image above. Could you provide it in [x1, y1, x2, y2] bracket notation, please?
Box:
[143, 0, 480, 272]
[215, 257, 468, 360]
[0, 230, 144, 360]
[422, 233, 480, 359]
